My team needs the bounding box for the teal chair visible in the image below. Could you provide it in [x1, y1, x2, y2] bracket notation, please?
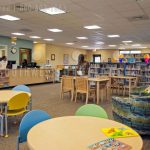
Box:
[16, 110, 51, 150]
[75, 104, 108, 119]
[12, 85, 32, 110]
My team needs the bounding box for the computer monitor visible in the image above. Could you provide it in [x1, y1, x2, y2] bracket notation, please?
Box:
[7, 60, 16, 69]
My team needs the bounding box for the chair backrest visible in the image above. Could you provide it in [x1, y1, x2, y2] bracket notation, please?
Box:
[75, 104, 108, 119]
[75, 77, 88, 92]
[62, 76, 74, 90]
[8, 93, 30, 110]
[12, 85, 31, 93]
[18, 110, 51, 143]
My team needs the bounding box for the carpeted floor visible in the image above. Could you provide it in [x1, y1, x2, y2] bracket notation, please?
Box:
[0, 83, 149, 150]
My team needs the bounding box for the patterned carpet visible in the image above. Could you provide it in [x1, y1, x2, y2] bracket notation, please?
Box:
[0, 83, 149, 150]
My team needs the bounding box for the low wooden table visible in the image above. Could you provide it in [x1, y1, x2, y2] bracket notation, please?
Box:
[27, 116, 143, 150]
[88, 78, 109, 104]
[110, 76, 137, 97]
[73, 77, 109, 104]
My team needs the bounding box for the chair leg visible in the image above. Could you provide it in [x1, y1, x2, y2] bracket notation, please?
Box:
[75, 92, 78, 103]
[71, 91, 74, 102]
[4, 106, 8, 138]
[123, 88, 125, 96]
[16, 137, 19, 150]
[85, 93, 89, 104]
[0, 115, 4, 136]
[61, 90, 64, 100]
[29, 97, 32, 110]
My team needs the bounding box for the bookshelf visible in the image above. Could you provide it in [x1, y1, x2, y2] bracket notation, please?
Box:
[61, 65, 78, 76]
[89, 62, 150, 86]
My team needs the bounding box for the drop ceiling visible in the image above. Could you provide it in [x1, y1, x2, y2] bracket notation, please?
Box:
[0, 0, 150, 50]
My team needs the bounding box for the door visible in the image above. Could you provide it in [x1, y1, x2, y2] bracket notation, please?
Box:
[19, 48, 31, 65]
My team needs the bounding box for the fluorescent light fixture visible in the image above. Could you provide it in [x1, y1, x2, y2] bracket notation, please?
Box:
[66, 43, 74, 45]
[0, 15, 20, 21]
[132, 44, 141, 47]
[12, 32, 25, 36]
[40, 7, 66, 15]
[43, 38, 54, 41]
[84, 25, 101, 29]
[109, 45, 116, 47]
[76, 37, 88, 40]
[96, 41, 104, 45]
[107, 35, 120, 38]
[131, 51, 141, 54]
[33, 41, 38, 44]
[29, 36, 41, 39]
[122, 40, 133, 43]
[120, 51, 130, 54]
[82, 46, 89, 48]
[139, 46, 147, 49]
[48, 28, 63, 32]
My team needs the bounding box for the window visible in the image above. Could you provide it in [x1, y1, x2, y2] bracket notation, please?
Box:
[93, 54, 101, 63]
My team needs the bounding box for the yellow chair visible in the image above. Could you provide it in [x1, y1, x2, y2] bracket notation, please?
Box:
[3, 93, 30, 137]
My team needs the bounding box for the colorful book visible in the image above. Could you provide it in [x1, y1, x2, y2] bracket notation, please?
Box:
[88, 138, 132, 150]
[101, 127, 139, 138]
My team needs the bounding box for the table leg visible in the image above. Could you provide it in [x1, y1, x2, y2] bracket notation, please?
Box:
[129, 79, 131, 99]
[96, 81, 100, 104]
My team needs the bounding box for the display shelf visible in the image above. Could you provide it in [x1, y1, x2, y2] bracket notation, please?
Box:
[61, 65, 78, 76]
[89, 62, 150, 86]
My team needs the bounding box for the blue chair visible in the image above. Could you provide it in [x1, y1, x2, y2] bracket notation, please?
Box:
[16, 110, 51, 150]
[12, 85, 32, 110]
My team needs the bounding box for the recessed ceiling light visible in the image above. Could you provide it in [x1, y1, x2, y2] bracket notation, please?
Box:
[84, 25, 101, 29]
[0, 15, 20, 21]
[107, 35, 120, 38]
[82, 46, 89, 48]
[109, 45, 116, 47]
[66, 43, 74, 45]
[29, 36, 41, 39]
[12, 32, 25, 36]
[132, 44, 141, 47]
[139, 46, 147, 49]
[122, 41, 133, 43]
[40, 7, 66, 15]
[96, 41, 104, 45]
[43, 38, 54, 41]
[33, 41, 38, 44]
[76, 37, 88, 40]
[48, 28, 63, 32]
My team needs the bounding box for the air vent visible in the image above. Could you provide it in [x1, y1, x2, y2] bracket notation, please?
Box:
[128, 15, 149, 22]
[15, 3, 36, 12]
[20, 28, 32, 33]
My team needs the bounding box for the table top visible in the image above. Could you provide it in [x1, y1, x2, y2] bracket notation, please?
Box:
[110, 76, 137, 79]
[27, 116, 143, 150]
[61, 76, 109, 82]
[0, 90, 31, 103]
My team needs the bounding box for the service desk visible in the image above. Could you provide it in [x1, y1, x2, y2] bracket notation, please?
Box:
[0, 68, 55, 88]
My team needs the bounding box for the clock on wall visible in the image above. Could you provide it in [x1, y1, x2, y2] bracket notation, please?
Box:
[10, 47, 17, 54]
[72, 51, 81, 61]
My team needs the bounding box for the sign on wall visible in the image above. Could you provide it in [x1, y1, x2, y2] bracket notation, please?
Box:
[63, 54, 69, 64]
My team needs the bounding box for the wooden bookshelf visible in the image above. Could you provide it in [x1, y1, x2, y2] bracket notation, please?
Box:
[89, 62, 150, 86]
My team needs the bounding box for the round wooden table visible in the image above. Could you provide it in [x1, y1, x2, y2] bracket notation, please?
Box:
[27, 116, 143, 150]
[0, 90, 31, 103]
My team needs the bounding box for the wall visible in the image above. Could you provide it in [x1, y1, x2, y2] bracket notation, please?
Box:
[0, 36, 33, 64]
[33, 44, 46, 64]
[87, 49, 120, 62]
[33, 43, 87, 66]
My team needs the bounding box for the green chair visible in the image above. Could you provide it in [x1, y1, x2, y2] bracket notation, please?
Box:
[75, 104, 108, 119]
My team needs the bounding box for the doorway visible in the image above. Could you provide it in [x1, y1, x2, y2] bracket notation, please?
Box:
[19, 48, 31, 65]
